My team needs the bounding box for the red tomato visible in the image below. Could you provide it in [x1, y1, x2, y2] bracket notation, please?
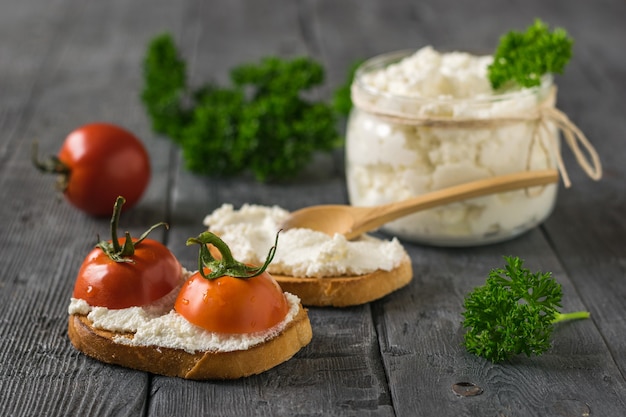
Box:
[175, 268, 289, 334]
[73, 238, 182, 309]
[36, 123, 150, 216]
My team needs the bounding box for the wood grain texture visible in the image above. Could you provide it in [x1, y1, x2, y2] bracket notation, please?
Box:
[1, 0, 625, 416]
[375, 235, 626, 416]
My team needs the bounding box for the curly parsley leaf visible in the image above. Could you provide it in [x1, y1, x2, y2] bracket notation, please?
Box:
[462, 256, 589, 363]
[488, 19, 573, 90]
[141, 33, 189, 141]
[140, 33, 343, 182]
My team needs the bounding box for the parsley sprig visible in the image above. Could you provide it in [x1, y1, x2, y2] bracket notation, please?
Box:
[141, 33, 344, 182]
[462, 256, 589, 363]
[488, 19, 573, 90]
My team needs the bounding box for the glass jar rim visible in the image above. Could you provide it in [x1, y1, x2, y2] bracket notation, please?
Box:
[353, 49, 553, 105]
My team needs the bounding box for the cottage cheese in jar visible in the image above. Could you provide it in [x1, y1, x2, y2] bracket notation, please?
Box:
[346, 47, 560, 246]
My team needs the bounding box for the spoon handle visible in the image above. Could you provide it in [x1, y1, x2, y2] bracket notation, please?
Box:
[346, 169, 560, 239]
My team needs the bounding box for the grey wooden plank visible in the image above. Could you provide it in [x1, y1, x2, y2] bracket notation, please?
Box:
[528, 0, 626, 386]
[308, 0, 626, 415]
[0, 0, 70, 164]
[1, 0, 625, 417]
[0, 248, 149, 416]
[375, 235, 626, 416]
[310, 0, 426, 90]
[0, 0, 185, 415]
[148, 307, 393, 417]
[150, 1, 393, 416]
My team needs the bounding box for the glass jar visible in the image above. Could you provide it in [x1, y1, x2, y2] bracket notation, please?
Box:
[345, 49, 560, 246]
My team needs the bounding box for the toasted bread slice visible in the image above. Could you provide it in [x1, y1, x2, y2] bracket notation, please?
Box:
[271, 256, 413, 307]
[68, 303, 312, 380]
[207, 244, 413, 307]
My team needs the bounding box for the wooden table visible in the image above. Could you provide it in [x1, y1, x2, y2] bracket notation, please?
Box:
[1, 0, 625, 415]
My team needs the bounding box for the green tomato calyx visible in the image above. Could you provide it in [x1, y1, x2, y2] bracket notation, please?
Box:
[187, 230, 279, 280]
[31, 141, 71, 192]
[97, 196, 167, 263]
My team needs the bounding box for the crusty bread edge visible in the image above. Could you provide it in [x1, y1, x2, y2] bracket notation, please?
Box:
[272, 256, 413, 307]
[68, 304, 312, 380]
[206, 236, 413, 307]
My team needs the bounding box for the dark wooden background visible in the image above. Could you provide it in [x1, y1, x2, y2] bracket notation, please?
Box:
[1, 0, 625, 416]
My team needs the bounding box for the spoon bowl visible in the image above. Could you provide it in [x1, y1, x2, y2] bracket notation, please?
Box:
[282, 170, 560, 239]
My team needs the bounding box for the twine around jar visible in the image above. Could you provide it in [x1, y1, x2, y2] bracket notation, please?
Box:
[351, 84, 602, 188]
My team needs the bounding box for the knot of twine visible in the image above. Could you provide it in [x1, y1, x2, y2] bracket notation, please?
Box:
[351, 85, 602, 188]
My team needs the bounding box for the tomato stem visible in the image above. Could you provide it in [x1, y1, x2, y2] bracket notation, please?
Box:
[31, 141, 71, 191]
[187, 231, 280, 280]
[110, 197, 125, 253]
[96, 196, 168, 263]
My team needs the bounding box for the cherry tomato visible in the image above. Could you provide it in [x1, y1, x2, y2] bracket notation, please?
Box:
[72, 196, 182, 309]
[34, 123, 150, 216]
[175, 269, 289, 334]
[175, 231, 289, 334]
[73, 238, 182, 309]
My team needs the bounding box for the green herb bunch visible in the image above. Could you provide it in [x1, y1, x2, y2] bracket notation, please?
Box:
[462, 256, 589, 363]
[141, 33, 344, 182]
[488, 19, 573, 90]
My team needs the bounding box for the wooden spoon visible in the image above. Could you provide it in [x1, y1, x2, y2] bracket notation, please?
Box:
[282, 169, 559, 240]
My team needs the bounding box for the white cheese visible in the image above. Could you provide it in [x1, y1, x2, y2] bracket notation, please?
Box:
[203, 203, 408, 277]
[346, 47, 558, 245]
[68, 268, 301, 354]
[361, 46, 494, 99]
[68, 203, 409, 352]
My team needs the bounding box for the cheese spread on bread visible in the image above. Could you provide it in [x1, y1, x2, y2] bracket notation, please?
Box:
[68, 268, 302, 354]
[203, 204, 408, 278]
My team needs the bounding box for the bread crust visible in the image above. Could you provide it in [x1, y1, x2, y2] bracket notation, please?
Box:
[68, 304, 312, 380]
[207, 244, 412, 307]
[272, 256, 413, 307]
